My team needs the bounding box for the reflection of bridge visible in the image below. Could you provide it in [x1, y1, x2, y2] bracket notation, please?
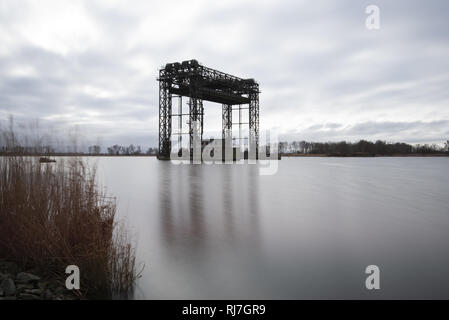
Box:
[157, 60, 260, 160]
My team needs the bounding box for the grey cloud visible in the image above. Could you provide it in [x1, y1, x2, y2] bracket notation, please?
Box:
[288, 120, 449, 144]
[1, 0, 449, 148]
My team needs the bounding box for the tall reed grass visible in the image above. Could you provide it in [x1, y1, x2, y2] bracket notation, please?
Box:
[0, 155, 138, 298]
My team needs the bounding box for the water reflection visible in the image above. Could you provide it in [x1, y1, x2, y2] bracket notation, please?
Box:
[188, 165, 205, 244]
[158, 162, 173, 246]
[157, 163, 261, 249]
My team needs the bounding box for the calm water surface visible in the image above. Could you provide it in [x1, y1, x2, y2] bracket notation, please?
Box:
[94, 157, 449, 299]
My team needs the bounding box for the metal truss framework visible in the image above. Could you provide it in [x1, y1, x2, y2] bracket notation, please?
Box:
[157, 59, 260, 160]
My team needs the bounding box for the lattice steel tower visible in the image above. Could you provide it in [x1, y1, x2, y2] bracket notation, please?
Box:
[157, 59, 259, 160]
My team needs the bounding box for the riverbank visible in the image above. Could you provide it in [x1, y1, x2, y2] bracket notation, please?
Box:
[0, 153, 156, 157]
[0, 156, 138, 299]
[281, 153, 449, 157]
[2, 153, 448, 158]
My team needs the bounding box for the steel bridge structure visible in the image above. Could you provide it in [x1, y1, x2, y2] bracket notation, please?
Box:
[157, 59, 259, 160]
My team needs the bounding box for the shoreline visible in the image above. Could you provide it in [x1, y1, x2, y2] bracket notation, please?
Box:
[0, 156, 137, 300]
[0, 153, 448, 158]
[281, 153, 449, 157]
[0, 153, 157, 157]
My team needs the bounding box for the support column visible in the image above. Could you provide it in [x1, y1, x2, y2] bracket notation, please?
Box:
[222, 104, 232, 138]
[239, 104, 243, 152]
[249, 91, 259, 159]
[158, 75, 172, 160]
[189, 79, 203, 161]
[178, 96, 182, 154]
[222, 103, 232, 161]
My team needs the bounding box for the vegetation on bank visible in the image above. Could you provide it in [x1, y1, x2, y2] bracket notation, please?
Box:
[278, 140, 449, 156]
[0, 120, 139, 299]
[0, 145, 158, 156]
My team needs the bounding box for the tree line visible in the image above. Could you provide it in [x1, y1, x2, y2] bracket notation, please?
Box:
[0, 143, 158, 155]
[277, 140, 449, 156]
[99, 144, 158, 155]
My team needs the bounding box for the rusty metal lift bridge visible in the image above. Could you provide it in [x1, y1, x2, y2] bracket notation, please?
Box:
[157, 59, 259, 160]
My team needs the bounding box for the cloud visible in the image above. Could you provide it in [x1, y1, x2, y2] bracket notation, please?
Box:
[1, 0, 449, 149]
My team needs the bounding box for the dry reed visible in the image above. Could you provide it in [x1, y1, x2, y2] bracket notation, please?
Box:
[0, 155, 138, 299]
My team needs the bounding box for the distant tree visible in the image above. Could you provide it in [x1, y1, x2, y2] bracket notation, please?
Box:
[88, 145, 101, 154]
[146, 147, 157, 155]
[285, 139, 444, 155]
[278, 142, 288, 154]
[107, 144, 121, 155]
[299, 141, 306, 153]
[106, 144, 145, 155]
[291, 141, 300, 153]
[42, 145, 55, 154]
[335, 141, 349, 154]
[375, 140, 386, 154]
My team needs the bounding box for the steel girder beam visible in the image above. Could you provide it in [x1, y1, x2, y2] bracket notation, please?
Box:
[160, 61, 258, 94]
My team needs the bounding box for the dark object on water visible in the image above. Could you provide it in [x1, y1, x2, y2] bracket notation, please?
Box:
[39, 157, 56, 163]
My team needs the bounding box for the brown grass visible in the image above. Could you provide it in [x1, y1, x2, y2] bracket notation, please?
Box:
[0, 155, 138, 299]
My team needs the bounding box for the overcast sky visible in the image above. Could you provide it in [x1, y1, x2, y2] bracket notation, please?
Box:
[1, 0, 449, 149]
